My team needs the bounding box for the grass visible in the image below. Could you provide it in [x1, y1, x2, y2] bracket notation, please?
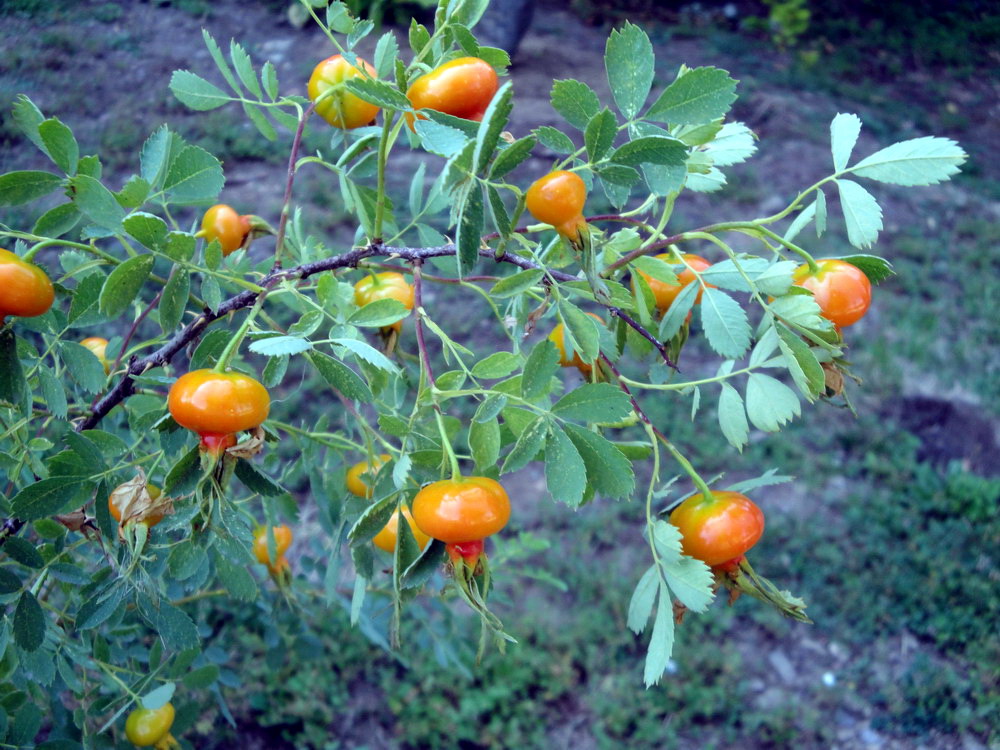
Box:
[199, 97, 999, 741]
[200, 419, 998, 748]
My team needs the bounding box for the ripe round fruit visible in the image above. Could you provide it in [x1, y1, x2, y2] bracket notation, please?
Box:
[411, 476, 510, 544]
[167, 370, 270, 442]
[0, 248, 55, 321]
[526, 171, 588, 242]
[81, 336, 110, 373]
[549, 312, 602, 375]
[353, 272, 414, 334]
[346, 454, 391, 498]
[109, 484, 164, 528]
[125, 702, 175, 747]
[406, 57, 499, 124]
[200, 204, 251, 256]
[635, 253, 712, 311]
[372, 505, 431, 553]
[253, 525, 293, 564]
[669, 491, 765, 567]
[792, 259, 872, 328]
[308, 54, 380, 129]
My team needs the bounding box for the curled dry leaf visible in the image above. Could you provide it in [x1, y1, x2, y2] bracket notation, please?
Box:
[55, 510, 96, 538]
[226, 425, 267, 459]
[377, 325, 399, 356]
[523, 297, 549, 337]
[823, 361, 845, 396]
[672, 599, 688, 625]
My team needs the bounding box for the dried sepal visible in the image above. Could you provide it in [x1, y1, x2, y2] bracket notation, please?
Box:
[110, 468, 174, 533]
[226, 426, 267, 459]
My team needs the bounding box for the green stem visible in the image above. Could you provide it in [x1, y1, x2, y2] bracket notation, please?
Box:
[3, 233, 118, 264]
[640, 192, 678, 249]
[434, 409, 461, 481]
[659, 436, 714, 499]
[643, 423, 665, 570]
[373, 113, 399, 242]
[621, 365, 759, 391]
[95, 660, 142, 702]
[753, 226, 820, 272]
[212, 290, 268, 373]
[272, 420, 370, 452]
[754, 174, 838, 225]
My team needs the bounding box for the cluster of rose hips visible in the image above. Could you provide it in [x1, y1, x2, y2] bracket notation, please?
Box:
[0, 48, 881, 743]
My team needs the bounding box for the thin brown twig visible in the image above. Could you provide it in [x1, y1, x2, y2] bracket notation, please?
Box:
[608, 307, 678, 371]
[107, 288, 164, 380]
[410, 260, 436, 390]
[600, 232, 687, 277]
[271, 102, 316, 272]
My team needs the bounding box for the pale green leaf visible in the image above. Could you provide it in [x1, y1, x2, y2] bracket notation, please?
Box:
[414, 119, 469, 158]
[703, 121, 756, 166]
[768, 293, 827, 330]
[248, 335, 312, 357]
[718, 382, 749, 452]
[344, 77, 411, 111]
[123, 212, 168, 250]
[850, 136, 966, 186]
[169, 70, 230, 111]
[643, 580, 674, 687]
[332, 337, 399, 373]
[745, 373, 800, 432]
[627, 565, 658, 634]
[830, 112, 862, 172]
[534, 125, 575, 154]
[836, 178, 883, 249]
[700, 287, 751, 359]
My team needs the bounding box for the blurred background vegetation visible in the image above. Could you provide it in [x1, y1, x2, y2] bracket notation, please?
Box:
[1, 0, 997, 747]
